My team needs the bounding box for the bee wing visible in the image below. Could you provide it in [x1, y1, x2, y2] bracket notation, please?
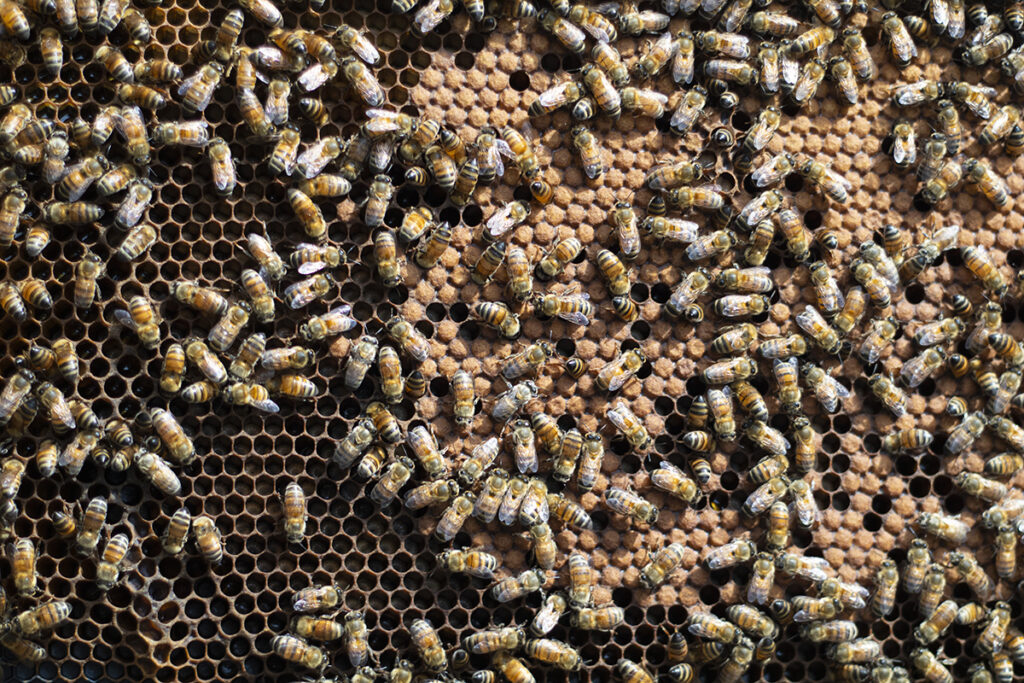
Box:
[494, 138, 515, 160]
[297, 260, 326, 275]
[52, 401, 76, 429]
[298, 63, 332, 92]
[647, 89, 670, 105]
[177, 70, 202, 96]
[351, 37, 381, 65]
[365, 118, 401, 135]
[113, 308, 138, 331]
[795, 306, 824, 334]
[486, 205, 515, 238]
[251, 397, 280, 413]
[592, 1, 621, 15]
[827, 375, 851, 399]
[658, 460, 684, 475]
[538, 81, 574, 108]
[581, 22, 614, 43]
[672, 51, 694, 84]
[606, 368, 631, 391]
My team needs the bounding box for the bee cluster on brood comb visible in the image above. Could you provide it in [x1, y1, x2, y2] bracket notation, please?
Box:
[0, 0, 1022, 680]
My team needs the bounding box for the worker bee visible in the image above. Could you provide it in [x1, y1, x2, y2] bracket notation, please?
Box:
[606, 399, 651, 451]
[688, 613, 739, 645]
[668, 87, 707, 136]
[95, 531, 132, 591]
[278, 481, 309, 545]
[270, 635, 326, 673]
[594, 347, 646, 392]
[438, 548, 498, 579]
[665, 269, 710, 319]
[710, 323, 757, 355]
[956, 472, 1007, 503]
[762, 500, 791, 551]
[979, 105, 1022, 147]
[161, 507, 191, 555]
[757, 334, 808, 361]
[490, 567, 547, 605]
[496, 476, 534, 527]
[573, 432, 604, 491]
[801, 364, 850, 413]
[994, 526, 1017, 579]
[573, 606, 625, 630]
[790, 59, 827, 106]
[866, 373, 907, 417]
[638, 542, 686, 590]
[520, 638, 581, 671]
[794, 305, 842, 355]
[10, 601, 73, 639]
[742, 420, 789, 458]
[459, 437, 501, 486]
[529, 593, 568, 637]
[604, 486, 658, 524]
[915, 511, 969, 544]
[964, 159, 1011, 212]
[916, 133, 948, 184]
[881, 428, 933, 455]
[910, 648, 954, 683]
[331, 417, 376, 471]
[880, 11, 919, 65]
[900, 346, 945, 388]
[402, 477, 458, 511]
[414, 220, 453, 269]
[406, 424, 447, 479]
[243, 233, 286, 282]
[134, 450, 182, 496]
[268, 126, 299, 178]
[550, 428, 582, 483]
[292, 584, 343, 613]
[74, 496, 107, 557]
[464, 626, 526, 656]
[116, 222, 157, 262]
[742, 475, 789, 517]
[287, 189, 326, 241]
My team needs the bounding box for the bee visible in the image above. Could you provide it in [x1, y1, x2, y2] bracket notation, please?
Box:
[496, 475, 529, 526]
[264, 127, 302, 177]
[792, 305, 842, 355]
[910, 648, 953, 683]
[526, 594, 569, 639]
[158, 507, 192, 556]
[501, 126, 542, 180]
[802, 363, 850, 414]
[286, 188, 327, 241]
[7, 536, 39, 598]
[741, 474, 789, 517]
[331, 419, 376, 473]
[529, 79, 584, 117]
[709, 324, 757, 356]
[548, 427, 582, 482]
[914, 598, 958, 644]
[964, 158, 1011, 213]
[93, 531, 134, 591]
[604, 486, 658, 524]
[570, 605, 624, 631]
[880, 11, 919, 65]
[353, 443, 386, 481]
[564, 124, 607, 180]
[591, 347, 646, 392]
[148, 408, 194, 466]
[9, 600, 73, 639]
[464, 626, 526, 656]
[438, 548, 498, 579]
[457, 437, 500, 489]
[242, 234, 287, 283]
[270, 635, 327, 673]
[404, 424, 446, 479]
[134, 449, 182, 496]
[414, 220, 453, 269]
[73, 496, 108, 557]
[292, 584, 343, 613]
[276, 481, 310, 546]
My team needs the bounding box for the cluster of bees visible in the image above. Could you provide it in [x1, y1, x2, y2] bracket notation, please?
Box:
[0, 0, 1021, 675]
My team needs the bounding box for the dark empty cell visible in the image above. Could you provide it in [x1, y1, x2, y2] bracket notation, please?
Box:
[919, 455, 940, 476]
[831, 492, 850, 510]
[509, 70, 531, 91]
[894, 454, 917, 476]
[831, 453, 849, 472]
[863, 512, 882, 532]
[861, 432, 882, 452]
[872, 494, 892, 514]
[909, 476, 931, 498]
[455, 52, 475, 69]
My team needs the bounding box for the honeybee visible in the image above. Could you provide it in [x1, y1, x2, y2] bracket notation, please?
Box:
[801, 363, 850, 414]
[496, 475, 529, 526]
[72, 496, 107, 557]
[604, 486, 657, 524]
[406, 424, 447, 479]
[954, 472, 1006, 506]
[572, 605, 625, 631]
[134, 449, 182, 496]
[438, 548, 498, 579]
[415, 221, 453, 268]
[270, 635, 326, 673]
[872, 560, 899, 620]
[994, 527, 1017, 579]
[10, 600, 73, 639]
[964, 159, 1011, 212]
[983, 453, 1021, 475]
[155, 507, 192, 557]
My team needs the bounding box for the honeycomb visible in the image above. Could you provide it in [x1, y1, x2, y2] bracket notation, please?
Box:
[0, 0, 1023, 680]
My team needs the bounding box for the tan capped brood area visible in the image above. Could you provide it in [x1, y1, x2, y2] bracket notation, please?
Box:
[0, 0, 1022, 680]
